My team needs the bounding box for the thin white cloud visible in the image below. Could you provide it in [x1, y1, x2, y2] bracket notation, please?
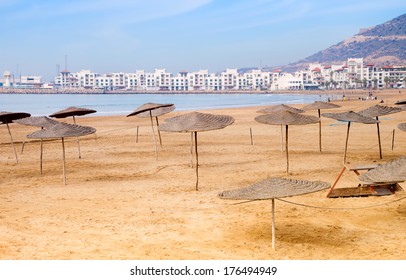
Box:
[7, 0, 212, 22]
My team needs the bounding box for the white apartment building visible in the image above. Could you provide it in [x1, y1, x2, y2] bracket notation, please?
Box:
[50, 57, 405, 92]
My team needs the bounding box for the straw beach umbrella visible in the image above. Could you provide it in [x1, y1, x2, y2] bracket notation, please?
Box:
[255, 110, 319, 174]
[358, 156, 406, 184]
[135, 104, 176, 147]
[127, 103, 174, 160]
[14, 116, 61, 174]
[322, 111, 379, 163]
[49, 106, 97, 159]
[395, 99, 406, 105]
[159, 111, 234, 191]
[302, 101, 341, 152]
[358, 104, 403, 159]
[27, 122, 96, 185]
[257, 104, 305, 151]
[398, 123, 406, 132]
[218, 177, 330, 249]
[257, 104, 304, 114]
[0, 111, 31, 163]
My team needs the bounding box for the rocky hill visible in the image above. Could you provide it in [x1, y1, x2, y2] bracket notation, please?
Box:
[272, 13, 406, 72]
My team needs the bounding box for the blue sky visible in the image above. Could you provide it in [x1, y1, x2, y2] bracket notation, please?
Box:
[1, 0, 405, 82]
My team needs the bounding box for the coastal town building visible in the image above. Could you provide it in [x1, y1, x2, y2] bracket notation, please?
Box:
[2, 58, 405, 92]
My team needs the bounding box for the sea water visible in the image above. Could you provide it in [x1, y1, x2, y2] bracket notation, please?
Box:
[0, 93, 327, 116]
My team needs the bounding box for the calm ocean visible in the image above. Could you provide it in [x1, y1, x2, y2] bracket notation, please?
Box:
[0, 93, 327, 116]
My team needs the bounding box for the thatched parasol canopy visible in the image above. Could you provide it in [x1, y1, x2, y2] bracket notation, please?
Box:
[257, 104, 304, 114]
[27, 122, 96, 185]
[135, 104, 176, 118]
[126, 103, 174, 117]
[302, 101, 341, 111]
[218, 177, 330, 249]
[0, 111, 31, 124]
[398, 123, 406, 132]
[15, 116, 62, 174]
[359, 157, 406, 184]
[322, 111, 379, 163]
[358, 104, 403, 118]
[160, 111, 234, 132]
[49, 106, 96, 159]
[302, 101, 341, 152]
[160, 111, 234, 190]
[395, 99, 406, 105]
[0, 111, 31, 163]
[255, 110, 319, 173]
[49, 106, 96, 118]
[127, 103, 175, 160]
[133, 104, 176, 148]
[14, 116, 60, 128]
[358, 104, 403, 159]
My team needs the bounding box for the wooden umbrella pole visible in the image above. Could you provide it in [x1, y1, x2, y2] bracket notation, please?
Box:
[136, 126, 139, 143]
[6, 123, 18, 163]
[285, 125, 289, 174]
[73, 116, 81, 159]
[195, 131, 199, 191]
[40, 139, 43, 175]
[271, 198, 276, 250]
[280, 125, 283, 153]
[344, 122, 351, 164]
[318, 109, 322, 153]
[156, 117, 163, 147]
[62, 137, 67, 185]
[149, 111, 158, 160]
[376, 117, 382, 159]
[190, 132, 194, 168]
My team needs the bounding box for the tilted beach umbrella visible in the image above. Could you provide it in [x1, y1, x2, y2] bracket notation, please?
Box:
[395, 99, 406, 105]
[218, 177, 330, 249]
[302, 101, 341, 152]
[27, 122, 96, 185]
[159, 111, 234, 191]
[398, 123, 406, 132]
[358, 156, 406, 184]
[127, 103, 174, 160]
[358, 104, 403, 159]
[0, 111, 31, 163]
[49, 106, 97, 159]
[322, 111, 379, 163]
[257, 104, 305, 114]
[257, 104, 305, 152]
[135, 104, 176, 147]
[14, 116, 61, 175]
[255, 110, 319, 174]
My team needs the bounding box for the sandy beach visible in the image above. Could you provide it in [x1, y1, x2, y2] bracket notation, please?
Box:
[1, 89, 405, 260]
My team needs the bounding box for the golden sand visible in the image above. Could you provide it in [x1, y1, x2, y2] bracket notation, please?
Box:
[1, 90, 405, 259]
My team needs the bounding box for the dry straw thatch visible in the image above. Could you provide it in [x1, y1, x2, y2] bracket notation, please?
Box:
[218, 177, 330, 249]
[49, 106, 97, 118]
[160, 111, 234, 190]
[15, 116, 62, 174]
[27, 122, 96, 185]
[398, 123, 406, 132]
[358, 104, 403, 159]
[134, 104, 176, 147]
[322, 111, 379, 163]
[50, 106, 97, 159]
[127, 103, 175, 160]
[257, 104, 304, 114]
[0, 111, 31, 163]
[302, 101, 341, 152]
[358, 157, 406, 184]
[255, 110, 319, 173]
